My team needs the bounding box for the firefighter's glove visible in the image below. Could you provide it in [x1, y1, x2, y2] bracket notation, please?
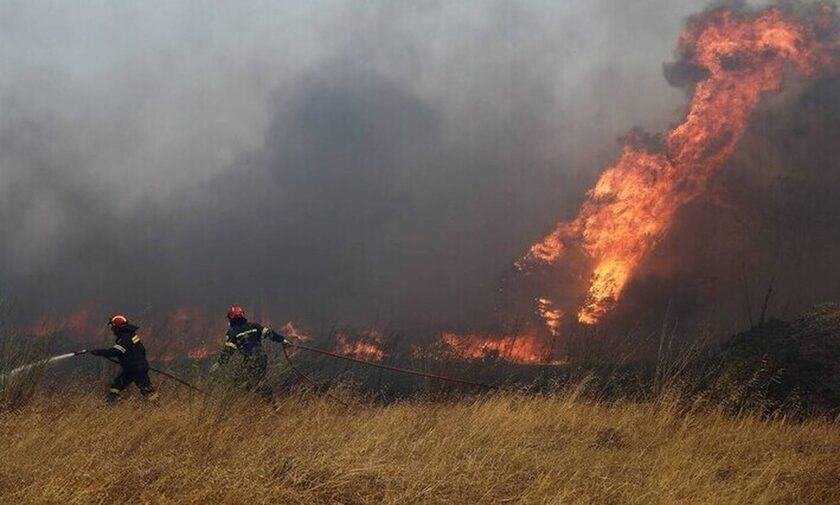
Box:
[89, 349, 104, 356]
[270, 332, 289, 347]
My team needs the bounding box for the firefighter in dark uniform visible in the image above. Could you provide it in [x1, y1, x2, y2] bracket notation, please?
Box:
[89, 314, 157, 401]
[211, 306, 289, 392]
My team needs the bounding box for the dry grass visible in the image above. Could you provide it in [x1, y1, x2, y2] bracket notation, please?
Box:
[0, 385, 838, 504]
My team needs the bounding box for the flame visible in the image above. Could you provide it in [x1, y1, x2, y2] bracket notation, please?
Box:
[280, 321, 311, 342]
[438, 332, 565, 365]
[335, 330, 385, 361]
[520, 6, 839, 326]
[537, 298, 564, 336]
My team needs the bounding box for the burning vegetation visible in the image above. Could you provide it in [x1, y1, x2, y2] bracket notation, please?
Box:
[435, 332, 566, 366]
[517, 4, 840, 332]
[334, 330, 386, 362]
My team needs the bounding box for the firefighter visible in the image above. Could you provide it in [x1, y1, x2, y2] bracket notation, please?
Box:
[210, 305, 289, 392]
[89, 314, 157, 402]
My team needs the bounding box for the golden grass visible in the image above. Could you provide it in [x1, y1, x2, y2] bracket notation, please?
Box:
[0, 387, 838, 504]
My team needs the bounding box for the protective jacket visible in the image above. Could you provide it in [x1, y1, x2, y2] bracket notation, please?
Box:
[91, 324, 150, 373]
[90, 323, 155, 399]
[217, 319, 286, 365]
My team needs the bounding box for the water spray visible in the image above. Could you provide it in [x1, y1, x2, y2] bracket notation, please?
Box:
[2, 350, 88, 380]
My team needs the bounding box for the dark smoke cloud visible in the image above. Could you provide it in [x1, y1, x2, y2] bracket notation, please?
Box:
[3, 1, 792, 332]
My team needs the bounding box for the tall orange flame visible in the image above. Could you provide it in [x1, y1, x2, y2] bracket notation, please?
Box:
[519, 7, 838, 326]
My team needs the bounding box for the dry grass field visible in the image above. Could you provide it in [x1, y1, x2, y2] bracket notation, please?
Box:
[1, 384, 838, 504]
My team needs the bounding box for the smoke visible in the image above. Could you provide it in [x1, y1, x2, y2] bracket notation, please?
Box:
[0, 0, 704, 327]
[5, 0, 829, 336]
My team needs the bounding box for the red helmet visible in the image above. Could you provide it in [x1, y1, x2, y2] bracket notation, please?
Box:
[227, 305, 246, 320]
[109, 314, 129, 328]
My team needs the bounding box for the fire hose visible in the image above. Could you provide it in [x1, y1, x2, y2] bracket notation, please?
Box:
[281, 345, 355, 408]
[285, 342, 497, 390]
[1, 350, 214, 398]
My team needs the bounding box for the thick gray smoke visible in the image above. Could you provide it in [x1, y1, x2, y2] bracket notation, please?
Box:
[3, 0, 814, 333]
